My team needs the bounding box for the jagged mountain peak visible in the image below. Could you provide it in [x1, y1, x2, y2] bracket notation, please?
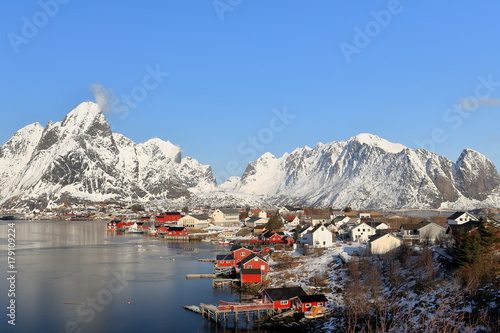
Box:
[349, 133, 407, 153]
[140, 138, 180, 159]
[62, 101, 103, 126]
[0, 101, 217, 209]
[233, 134, 500, 209]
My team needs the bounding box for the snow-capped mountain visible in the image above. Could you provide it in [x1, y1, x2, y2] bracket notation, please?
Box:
[1, 104, 499, 210]
[233, 133, 500, 209]
[0, 102, 216, 209]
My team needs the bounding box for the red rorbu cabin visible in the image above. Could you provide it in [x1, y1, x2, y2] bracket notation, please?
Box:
[261, 287, 308, 309]
[215, 254, 236, 267]
[166, 227, 188, 236]
[230, 245, 255, 263]
[293, 294, 328, 313]
[239, 253, 270, 273]
[155, 212, 182, 223]
[239, 269, 262, 283]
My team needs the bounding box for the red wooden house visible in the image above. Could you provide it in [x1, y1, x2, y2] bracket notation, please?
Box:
[293, 294, 328, 313]
[239, 269, 262, 283]
[230, 245, 255, 263]
[155, 212, 182, 223]
[239, 253, 270, 273]
[216, 254, 236, 267]
[260, 230, 288, 243]
[261, 287, 308, 309]
[166, 226, 187, 236]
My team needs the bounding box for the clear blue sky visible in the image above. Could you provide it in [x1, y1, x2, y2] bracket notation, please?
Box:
[2, 1, 500, 183]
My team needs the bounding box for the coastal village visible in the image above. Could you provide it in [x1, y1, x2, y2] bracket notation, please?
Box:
[2, 204, 500, 331]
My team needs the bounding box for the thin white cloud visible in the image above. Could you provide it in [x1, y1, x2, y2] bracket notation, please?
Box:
[457, 97, 500, 111]
[89, 83, 117, 114]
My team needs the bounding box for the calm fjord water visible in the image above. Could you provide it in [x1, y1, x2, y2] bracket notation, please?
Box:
[0, 221, 276, 333]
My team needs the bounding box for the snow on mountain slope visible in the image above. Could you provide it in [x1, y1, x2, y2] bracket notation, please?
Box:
[219, 176, 241, 191]
[0, 102, 216, 209]
[234, 134, 500, 209]
[1, 102, 499, 210]
[0, 122, 44, 191]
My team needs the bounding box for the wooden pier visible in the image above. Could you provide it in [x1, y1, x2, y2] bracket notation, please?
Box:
[198, 301, 275, 323]
[197, 258, 215, 262]
[163, 235, 190, 241]
[212, 278, 239, 289]
[186, 274, 216, 279]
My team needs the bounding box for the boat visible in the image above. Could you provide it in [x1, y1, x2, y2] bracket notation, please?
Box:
[304, 306, 326, 319]
[218, 240, 231, 245]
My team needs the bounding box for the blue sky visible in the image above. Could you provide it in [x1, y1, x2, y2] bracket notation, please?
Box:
[1, 1, 500, 183]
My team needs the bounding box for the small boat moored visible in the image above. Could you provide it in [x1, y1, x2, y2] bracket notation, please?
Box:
[304, 306, 326, 319]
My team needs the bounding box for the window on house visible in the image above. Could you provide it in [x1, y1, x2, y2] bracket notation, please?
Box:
[280, 301, 288, 305]
[318, 302, 323, 306]
[305, 304, 311, 308]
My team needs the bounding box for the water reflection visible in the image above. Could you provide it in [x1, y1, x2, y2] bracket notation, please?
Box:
[0, 221, 282, 333]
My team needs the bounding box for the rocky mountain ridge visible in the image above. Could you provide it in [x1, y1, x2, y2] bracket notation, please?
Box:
[1, 103, 499, 210]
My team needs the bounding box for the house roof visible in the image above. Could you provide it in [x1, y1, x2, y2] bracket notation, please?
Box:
[230, 244, 252, 252]
[446, 221, 482, 234]
[219, 208, 240, 214]
[263, 287, 307, 301]
[399, 222, 431, 231]
[369, 232, 401, 243]
[167, 227, 186, 231]
[368, 233, 388, 242]
[240, 269, 261, 275]
[311, 215, 331, 220]
[189, 214, 210, 220]
[216, 254, 235, 261]
[296, 294, 328, 303]
[240, 253, 267, 266]
[246, 217, 267, 223]
[286, 215, 297, 222]
[447, 212, 469, 220]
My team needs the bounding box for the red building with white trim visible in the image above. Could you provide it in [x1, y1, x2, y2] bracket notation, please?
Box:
[239, 269, 262, 283]
[261, 287, 308, 309]
[293, 294, 328, 313]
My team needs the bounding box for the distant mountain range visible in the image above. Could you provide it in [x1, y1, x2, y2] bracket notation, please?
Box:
[1, 102, 500, 210]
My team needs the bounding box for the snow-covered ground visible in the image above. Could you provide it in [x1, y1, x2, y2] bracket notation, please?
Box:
[264, 243, 499, 332]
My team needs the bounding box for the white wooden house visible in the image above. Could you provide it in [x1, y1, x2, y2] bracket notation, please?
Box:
[298, 224, 335, 248]
[177, 214, 211, 228]
[349, 222, 376, 242]
[447, 212, 476, 225]
[369, 233, 403, 255]
[211, 208, 240, 227]
[399, 222, 446, 242]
